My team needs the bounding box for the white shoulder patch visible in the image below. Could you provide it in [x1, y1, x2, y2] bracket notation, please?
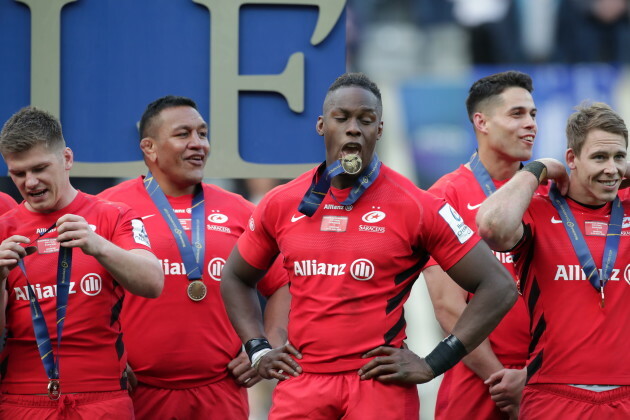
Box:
[131, 219, 151, 247]
[438, 203, 474, 244]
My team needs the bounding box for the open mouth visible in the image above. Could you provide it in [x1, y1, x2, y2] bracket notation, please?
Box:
[521, 135, 535, 145]
[185, 155, 205, 165]
[340, 144, 362, 174]
[29, 189, 47, 198]
[598, 179, 618, 187]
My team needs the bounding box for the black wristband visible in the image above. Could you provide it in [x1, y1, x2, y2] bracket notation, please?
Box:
[424, 334, 468, 378]
[520, 161, 547, 184]
[244, 338, 272, 362]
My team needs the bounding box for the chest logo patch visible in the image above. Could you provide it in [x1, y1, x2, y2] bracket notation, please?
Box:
[350, 259, 375, 281]
[207, 213, 228, 224]
[361, 210, 386, 223]
[207, 257, 226, 281]
[80, 273, 102, 296]
[320, 215, 348, 232]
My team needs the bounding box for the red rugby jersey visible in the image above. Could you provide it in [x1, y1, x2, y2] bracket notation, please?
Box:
[516, 195, 630, 385]
[0, 192, 152, 394]
[0, 192, 17, 215]
[426, 165, 531, 365]
[237, 164, 480, 373]
[99, 177, 288, 388]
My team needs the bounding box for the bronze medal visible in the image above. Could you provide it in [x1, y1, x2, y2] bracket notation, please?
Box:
[187, 280, 207, 302]
[341, 154, 362, 175]
[48, 379, 61, 400]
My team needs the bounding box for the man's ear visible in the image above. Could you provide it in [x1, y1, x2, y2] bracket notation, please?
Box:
[316, 116, 324, 136]
[472, 112, 488, 134]
[566, 148, 577, 170]
[140, 137, 157, 162]
[63, 147, 73, 170]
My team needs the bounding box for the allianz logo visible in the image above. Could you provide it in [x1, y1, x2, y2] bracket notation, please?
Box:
[492, 250, 513, 264]
[293, 258, 375, 281]
[14, 273, 103, 301]
[160, 258, 226, 281]
[324, 204, 352, 211]
[554, 264, 630, 284]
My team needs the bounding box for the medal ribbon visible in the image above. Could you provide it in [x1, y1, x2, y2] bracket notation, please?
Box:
[469, 151, 497, 197]
[144, 173, 205, 280]
[548, 184, 622, 293]
[297, 154, 381, 217]
[18, 223, 72, 386]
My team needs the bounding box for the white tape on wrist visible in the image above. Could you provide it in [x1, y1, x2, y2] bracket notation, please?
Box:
[251, 348, 273, 369]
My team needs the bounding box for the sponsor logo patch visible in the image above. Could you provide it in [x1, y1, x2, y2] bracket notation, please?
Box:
[180, 219, 192, 231]
[37, 238, 60, 254]
[323, 204, 353, 211]
[248, 217, 255, 231]
[207, 257, 226, 281]
[81, 273, 102, 296]
[438, 204, 473, 244]
[359, 225, 385, 233]
[361, 210, 386, 223]
[320, 215, 348, 232]
[207, 213, 228, 224]
[14, 281, 78, 301]
[291, 214, 306, 222]
[584, 221, 607, 237]
[350, 259, 375, 281]
[131, 219, 151, 247]
[207, 224, 231, 234]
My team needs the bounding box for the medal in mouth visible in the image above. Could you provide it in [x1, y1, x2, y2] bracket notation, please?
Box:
[341, 154, 362, 175]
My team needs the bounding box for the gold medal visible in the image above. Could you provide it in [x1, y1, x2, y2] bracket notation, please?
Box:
[187, 280, 207, 301]
[48, 379, 61, 400]
[341, 154, 362, 175]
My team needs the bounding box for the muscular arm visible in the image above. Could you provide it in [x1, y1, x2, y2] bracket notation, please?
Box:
[424, 265, 504, 380]
[264, 284, 290, 348]
[445, 241, 517, 354]
[359, 241, 516, 384]
[220, 245, 269, 342]
[222, 246, 302, 381]
[476, 159, 568, 251]
[55, 214, 163, 298]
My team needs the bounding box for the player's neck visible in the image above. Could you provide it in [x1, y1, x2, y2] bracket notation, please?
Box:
[476, 148, 521, 181]
[567, 174, 610, 207]
[331, 174, 356, 190]
[149, 171, 196, 197]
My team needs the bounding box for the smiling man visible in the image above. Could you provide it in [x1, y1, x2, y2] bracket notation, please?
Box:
[99, 96, 289, 420]
[423, 71, 543, 420]
[476, 102, 630, 419]
[220, 72, 518, 419]
[0, 106, 163, 418]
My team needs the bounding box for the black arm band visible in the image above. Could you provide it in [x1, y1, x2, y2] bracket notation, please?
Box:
[244, 338, 272, 362]
[424, 334, 468, 378]
[520, 161, 547, 184]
